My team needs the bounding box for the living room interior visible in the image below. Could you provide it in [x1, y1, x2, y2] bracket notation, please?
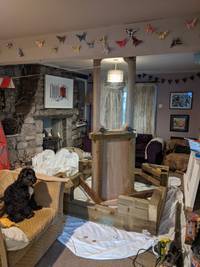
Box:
[0, 1, 200, 267]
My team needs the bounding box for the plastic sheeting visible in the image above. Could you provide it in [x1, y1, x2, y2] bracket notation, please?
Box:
[32, 148, 79, 177]
[58, 186, 185, 260]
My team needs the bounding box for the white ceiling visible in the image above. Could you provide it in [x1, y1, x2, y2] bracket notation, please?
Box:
[45, 52, 200, 74]
[0, 0, 200, 40]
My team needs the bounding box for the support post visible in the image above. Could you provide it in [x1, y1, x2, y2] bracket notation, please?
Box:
[92, 59, 102, 198]
[124, 57, 136, 128]
[92, 59, 102, 131]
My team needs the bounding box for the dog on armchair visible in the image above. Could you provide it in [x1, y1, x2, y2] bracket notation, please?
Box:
[4, 167, 42, 222]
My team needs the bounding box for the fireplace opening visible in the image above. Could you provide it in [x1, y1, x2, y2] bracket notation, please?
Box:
[42, 117, 65, 152]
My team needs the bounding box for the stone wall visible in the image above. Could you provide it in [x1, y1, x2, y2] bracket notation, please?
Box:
[0, 64, 88, 168]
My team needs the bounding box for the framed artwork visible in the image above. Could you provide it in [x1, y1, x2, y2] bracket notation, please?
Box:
[45, 75, 73, 109]
[169, 91, 193, 109]
[170, 114, 189, 132]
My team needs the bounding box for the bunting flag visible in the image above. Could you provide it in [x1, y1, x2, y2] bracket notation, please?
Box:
[137, 72, 200, 84]
[0, 77, 15, 88]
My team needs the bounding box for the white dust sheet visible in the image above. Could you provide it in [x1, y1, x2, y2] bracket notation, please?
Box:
[58, 183, 186, 260]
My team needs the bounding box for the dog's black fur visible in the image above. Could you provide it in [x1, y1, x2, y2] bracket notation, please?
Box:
[4, 167, 42, 222]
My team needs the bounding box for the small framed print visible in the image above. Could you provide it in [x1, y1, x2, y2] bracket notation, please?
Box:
[169, 91, 193, 110]
[170, 114, 189, 132]
[45, 75, 73, 109]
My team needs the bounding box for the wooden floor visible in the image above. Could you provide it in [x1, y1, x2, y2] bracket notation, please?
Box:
[36, 240, 156, 267]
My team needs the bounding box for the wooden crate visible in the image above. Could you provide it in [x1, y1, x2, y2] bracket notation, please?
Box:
[135, 163, 169, 186]
[65, 186, 167, 235]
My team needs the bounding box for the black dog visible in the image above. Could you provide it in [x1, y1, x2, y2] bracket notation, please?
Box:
[4, 167, 42, 222]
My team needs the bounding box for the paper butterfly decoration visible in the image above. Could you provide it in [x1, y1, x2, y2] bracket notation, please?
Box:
[186, 17, 198, 30]
[6, 42, 13, 49]
[87, 40, 95, 48]
[116, 38, 128, 48]
[98, 36, 107, 44]
[35, 40, 45, 48]
[51, 47, 59, 53]
[76, 32, 87, 42]
[103, 43, 111, 54]
[145, 24, 156, 34]
[56, 35, 66, 44]
[132, 36, 143, 47]
[72, 45, 81, 53]
[170, 38, 183, 48]
[157, 31, 169, 40]
[125, 28, 138, 38]
[18, 48, 24, 57]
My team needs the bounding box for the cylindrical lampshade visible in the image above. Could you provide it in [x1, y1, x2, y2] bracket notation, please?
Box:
[107, 69, 124, 83]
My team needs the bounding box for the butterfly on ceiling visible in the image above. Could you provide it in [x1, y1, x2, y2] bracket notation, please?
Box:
[56, 35, 66, 44]
[145, 24, 156, 34]
[18, 48, 24, 57]
[185, 17, 198, 30]
[116, 38, 128, 48]
[170, 38, 183, 48]
[125, 28, 138, 39]
[76, 32, 87, 42]
[98, 36, 107, 44]
[132, 36, 143, 47]
[6, 42, 13, 49]
[156, 31, 169, 40]
[51, 46, 59, 53]
[72, 45, 81, 53]
[35, 40, 45, 48]
[86, 40, 95, 48]
[102, 42, 112, 54]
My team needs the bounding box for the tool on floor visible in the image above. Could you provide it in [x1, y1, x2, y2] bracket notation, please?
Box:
[153, 237, 171, 260]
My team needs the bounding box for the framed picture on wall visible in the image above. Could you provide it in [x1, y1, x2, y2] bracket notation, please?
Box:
[170, 114, 189, 132]
[169, 91, 193, 109]
[45, 75, 73, 109]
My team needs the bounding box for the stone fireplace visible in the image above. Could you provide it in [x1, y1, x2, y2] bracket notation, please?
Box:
[0, 64, 88, 168]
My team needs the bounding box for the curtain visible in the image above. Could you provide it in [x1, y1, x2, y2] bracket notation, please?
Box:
[100, 82, 156, 134]
[133, 84, 157, 135]
[100, 82, 125, 129]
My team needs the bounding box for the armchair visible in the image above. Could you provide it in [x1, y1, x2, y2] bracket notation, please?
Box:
[0, 169, 68, 267]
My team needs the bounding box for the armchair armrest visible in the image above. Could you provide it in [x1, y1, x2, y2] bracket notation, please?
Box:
[0, 227, 8, 267]
[34, 181, 65, 215]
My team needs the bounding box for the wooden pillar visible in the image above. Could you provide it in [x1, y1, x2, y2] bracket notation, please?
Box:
[124, 57, 136, 128]
[92, 59, 102, 131]
[92, 59, 102, 198]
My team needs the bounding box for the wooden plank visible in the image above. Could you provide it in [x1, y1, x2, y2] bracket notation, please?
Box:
[79, 176, 102, 204]
[130, 189, 154, 199]
[118, 203, 148, 220]
[118, 195, 149, 210]
[138, 172, 160, 186]
[90, 131, 135, 141]
[142, 163, 162, 178]
[101, 138, 134, 200]
[148, 187, 167, 231]
[66, 198, 158, 234]
[92, 139, 103, 199]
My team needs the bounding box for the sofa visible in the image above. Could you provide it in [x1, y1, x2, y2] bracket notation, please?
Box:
[0, 169, 67, 267]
